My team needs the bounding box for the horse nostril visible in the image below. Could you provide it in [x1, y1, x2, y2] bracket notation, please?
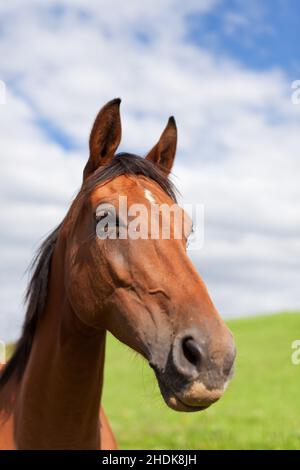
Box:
[182, 337, 202, 368]
[172, 331, 205, 380]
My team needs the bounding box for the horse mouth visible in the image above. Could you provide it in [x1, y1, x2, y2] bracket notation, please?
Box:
[153, 371, 210, 412]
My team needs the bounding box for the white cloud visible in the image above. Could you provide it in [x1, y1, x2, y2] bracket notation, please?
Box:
[0, 0, 299, 340]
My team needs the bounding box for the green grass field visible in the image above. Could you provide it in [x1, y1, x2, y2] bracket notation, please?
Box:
[103, 312, 300, 449]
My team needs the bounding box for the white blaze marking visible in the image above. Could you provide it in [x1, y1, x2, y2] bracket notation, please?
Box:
[144, 189, 156, 204]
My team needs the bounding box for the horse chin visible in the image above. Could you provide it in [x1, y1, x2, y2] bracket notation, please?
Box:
[164, 393, 209, 413]
[155, 376, 210, 413]
[155, 372, 225, 413]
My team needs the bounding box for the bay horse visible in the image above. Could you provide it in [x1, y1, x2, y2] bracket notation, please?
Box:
[0, 98, 235, 449]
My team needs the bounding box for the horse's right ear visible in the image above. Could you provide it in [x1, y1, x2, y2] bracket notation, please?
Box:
[83, 98, 122, 181]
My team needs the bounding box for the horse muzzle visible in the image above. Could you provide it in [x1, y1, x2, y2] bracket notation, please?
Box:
[150, 327, 236, 412]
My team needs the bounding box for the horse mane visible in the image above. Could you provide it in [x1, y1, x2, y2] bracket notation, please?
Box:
[0, 226, 60, 392]
[0, 153, 177, 391]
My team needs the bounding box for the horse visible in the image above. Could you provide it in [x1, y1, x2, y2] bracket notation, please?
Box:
[0, 98, 236, 449]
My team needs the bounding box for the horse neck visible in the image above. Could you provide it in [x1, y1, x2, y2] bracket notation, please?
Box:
[14, 240, 106, 450]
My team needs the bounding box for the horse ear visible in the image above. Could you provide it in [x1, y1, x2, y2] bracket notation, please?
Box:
[83, 98, 122, 180]
[145, 116, 177, 175]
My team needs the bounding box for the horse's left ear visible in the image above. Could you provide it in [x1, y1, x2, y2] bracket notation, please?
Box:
[83, 98, 122, 180]
[145, 116, 177, 175]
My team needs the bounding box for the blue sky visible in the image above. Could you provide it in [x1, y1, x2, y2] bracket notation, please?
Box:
[187, 0, 300, 76]
[0, 0, 299, 340]
[1, 0, 298, 152]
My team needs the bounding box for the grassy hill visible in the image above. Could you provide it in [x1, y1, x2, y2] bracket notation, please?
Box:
[103, 312, 300, 449]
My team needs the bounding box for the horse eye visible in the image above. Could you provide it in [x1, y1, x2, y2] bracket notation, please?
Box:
[95, 210, 119, 227]
[96, 210, 109, 221]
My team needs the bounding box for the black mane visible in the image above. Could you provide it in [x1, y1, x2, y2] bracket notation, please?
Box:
[0, 153, 177, 390]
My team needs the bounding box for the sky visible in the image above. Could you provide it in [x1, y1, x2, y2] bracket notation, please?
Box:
[0, 0, 300, 341]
